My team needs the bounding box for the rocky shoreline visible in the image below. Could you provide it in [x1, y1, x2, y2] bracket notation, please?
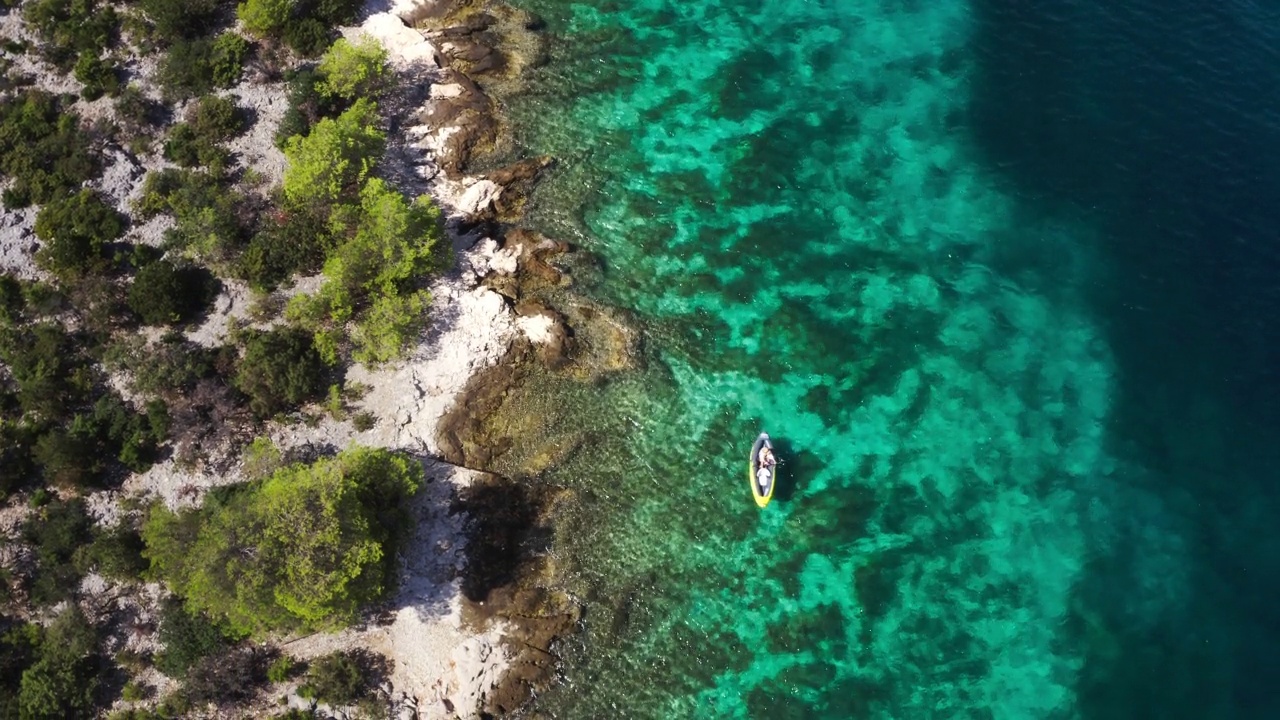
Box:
[332, 0, 644, 716]
[0, 0, 638, 715]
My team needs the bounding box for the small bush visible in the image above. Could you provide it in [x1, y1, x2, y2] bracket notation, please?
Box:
[283, 17, 330, 58]
[237, 0, 289, 38]
[16, 606, 100, 718]
[114, 84, 164, 132]
[157, 33, 246, 101]
[266, 654, 297, 683]
[74, 51, 121, 100]
[210, 32, 248, 87]
[0, 321, 86, 420]
[163, 122, 226, 169]
[34, 188, 126, 279]
[74, 525, 148, 582]
[233, 327, 327, 417]
[0, 420, 37, 499]
[154, 597, 230, 678]
[298, 651, 365, 706]
[0, 273, 23, 323]
[139, 0, 219, 44]
[183, 647, 267, 705]
[22, 0, 120, 70]
[163, 95, 246, 170]
[239, 203, 330, 290]
[106, 333, 218, 396]
[352, 411, 375, 432]
[0, 91, 99, 207]
[241, 436, 283, 480]
[187, 94, 247, 140]
[121, 680, 147, 702]
[23, 498, 93, 605]
[135, 168, 250, 262]
[128, 259, 218, 325]
[317, 36, 388, 102]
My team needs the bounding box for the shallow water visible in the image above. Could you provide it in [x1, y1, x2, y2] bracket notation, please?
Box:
[487, 0, 1280, 716]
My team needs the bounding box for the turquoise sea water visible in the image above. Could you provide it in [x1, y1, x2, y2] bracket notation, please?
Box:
[487, 0, 1280, 717]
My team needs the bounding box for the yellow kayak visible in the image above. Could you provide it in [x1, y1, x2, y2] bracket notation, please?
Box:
[749, 432, 776, 507]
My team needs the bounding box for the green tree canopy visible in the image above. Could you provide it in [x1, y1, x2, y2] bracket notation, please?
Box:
[127, 259, 216, 326]
[142, 447, 422, 637]
[237, 0, 290, 38]
[233, 327, 327, 417]
[282, 98, 384, 209]
[17, 606, 99, 719]
[33, 189, 126, 278]
[287, 179, 446, 364]
[317, 36, 389, 101]
[0, 91, 99, 207]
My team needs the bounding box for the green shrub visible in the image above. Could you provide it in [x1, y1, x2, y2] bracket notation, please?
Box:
[0, 91, 99, 207]
[317, 36, 388, 102]
[0, 419, 37, 499]
[154, 596, 230, 677]
[309, 0, 365, 27]
[33, 188, 126, 279]
[0, 273, 23, 323]
[157, 33, 246, 101]
[352, 411, 375, 432]
[106, 333, 218, 396]
[239, 203, 330, 290]
[0, 620, 41, 717]
[298, 651, 365, 705]
[0, 321, 87, 419]
[282, 98, 384, 208]
[142, 447, 422, 636]
[128, 259, 218, 326]
[135, 168, 249, 261]
[114, 83, 163, 133]
[74, 525, 148, 582]
[74, 51, 121, 100]
[188, 94, 246, 140]
[163, 122, 226, 169]
[32, 392, 166, 486]
[23, 498, 93, 605]
[121, 680, 147, 702]
[241, 436, 283, 481]
[184, 647, 267, 705]
[139, 0, 219, 44]
[287, 179, 446, 364]
[163, 95, 246, 170]
[266, 654, 296, 683]
[283, 17, 331, 57]
[22, 0, 120, 70]
[237, 0, 290, 38]
[233, 327, 327, 417]
[211, 32, 248, 87]
[17, 606, 100, 719]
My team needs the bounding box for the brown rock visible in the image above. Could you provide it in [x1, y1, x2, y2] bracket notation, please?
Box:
[484, 155, 555, 223]
[515, 299, 574, 369]
[420, 71, 498, 176]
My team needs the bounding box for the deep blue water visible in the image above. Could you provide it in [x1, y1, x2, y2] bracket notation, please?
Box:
[485, 0, 1280, 715]
[973, 2, 1280, 715]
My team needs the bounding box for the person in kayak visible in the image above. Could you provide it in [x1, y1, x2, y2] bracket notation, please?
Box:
[758, 446, 776, 468]
[757, 466, 771, 489]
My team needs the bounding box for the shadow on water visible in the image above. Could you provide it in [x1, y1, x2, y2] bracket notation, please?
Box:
[768, 436, 806, 504]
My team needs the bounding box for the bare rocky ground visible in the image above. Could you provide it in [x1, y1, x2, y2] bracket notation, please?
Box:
[0, 0, 597, 716]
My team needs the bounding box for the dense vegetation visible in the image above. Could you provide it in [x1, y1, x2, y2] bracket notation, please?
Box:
[0, 0, 451, 713]
[142, 446, 422, 635]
